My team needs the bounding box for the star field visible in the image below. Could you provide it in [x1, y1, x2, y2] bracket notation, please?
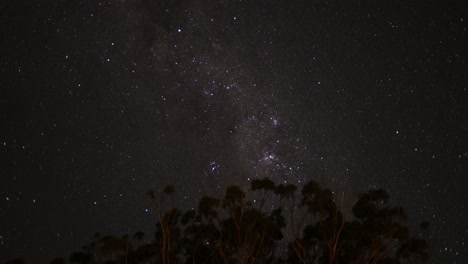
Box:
[1, 0, 467, 262]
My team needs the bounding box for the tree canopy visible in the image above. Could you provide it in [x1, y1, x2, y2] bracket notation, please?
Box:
[6, 178, 429, 264]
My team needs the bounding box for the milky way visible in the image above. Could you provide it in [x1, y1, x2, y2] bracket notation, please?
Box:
[1, 0, 467, 262]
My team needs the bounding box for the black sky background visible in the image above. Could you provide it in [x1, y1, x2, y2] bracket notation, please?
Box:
[1, 0, 467, 263]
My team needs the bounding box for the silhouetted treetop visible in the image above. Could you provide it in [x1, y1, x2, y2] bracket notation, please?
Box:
[57, 177, 429, 264]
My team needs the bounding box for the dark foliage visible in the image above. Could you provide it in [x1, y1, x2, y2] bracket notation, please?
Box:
[4, 179, 428, 264]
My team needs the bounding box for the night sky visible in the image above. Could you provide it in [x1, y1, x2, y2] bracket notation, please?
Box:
[1, 0, 467, 262]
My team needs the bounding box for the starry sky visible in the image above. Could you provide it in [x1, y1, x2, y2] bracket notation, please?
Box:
[1, 0, 467, 262]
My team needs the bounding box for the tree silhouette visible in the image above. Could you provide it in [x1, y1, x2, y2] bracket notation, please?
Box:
[218, 184, 285, 263]
[250, 177, 276, 210]
[61, 178, 428, 264]
[287, 180, 344, 263]
[147, 185, 183, 264]
[180, 198, 221, 263]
